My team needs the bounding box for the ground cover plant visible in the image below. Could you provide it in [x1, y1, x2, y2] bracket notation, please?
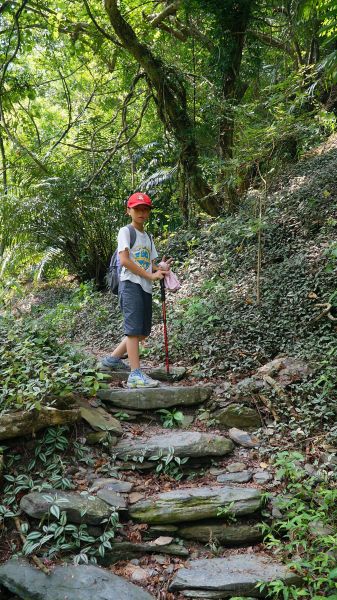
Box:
[0, 314, 102, 414]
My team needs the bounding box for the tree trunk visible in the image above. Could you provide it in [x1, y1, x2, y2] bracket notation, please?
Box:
[104, 0, 221, 216]
[219, 0, 253, 161]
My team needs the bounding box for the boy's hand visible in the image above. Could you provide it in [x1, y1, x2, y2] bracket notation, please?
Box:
[160, 256, 174, 271]
[151, 270, 165, 280]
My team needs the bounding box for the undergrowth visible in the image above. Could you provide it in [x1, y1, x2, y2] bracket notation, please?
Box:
[260, 451, 337, 599]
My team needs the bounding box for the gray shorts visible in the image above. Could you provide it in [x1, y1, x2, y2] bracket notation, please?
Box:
[119, 280, 152, 337]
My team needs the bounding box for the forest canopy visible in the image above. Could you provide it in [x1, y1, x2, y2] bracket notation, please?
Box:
[1, 0, 337, 285]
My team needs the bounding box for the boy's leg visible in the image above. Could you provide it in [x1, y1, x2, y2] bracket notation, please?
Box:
[112, 337, 128, 358]
[126, 335, 141, 371]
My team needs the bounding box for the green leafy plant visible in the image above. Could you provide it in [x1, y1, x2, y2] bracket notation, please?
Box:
[216, 501, 237, 524]
[157, 408, 184, 428]
[260, 451, 337, 598]
[0, 315, 102, 413]
[149, 448, 189, 480]
[22, 506, 120, 564]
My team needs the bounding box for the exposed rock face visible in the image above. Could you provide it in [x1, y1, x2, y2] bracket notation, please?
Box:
[0, 407, 80, 441]
[256, 356, 311, 386]
[0, 558, 155, 600]
[178, 520, 262, 544]
[20, 490, 113, 525]
[97, 386, 212, 410]
[129, 486, 261, 524]
[216, 404, 262, 430]
[114, 431, 234, 460]
[169, 553, 302, 596]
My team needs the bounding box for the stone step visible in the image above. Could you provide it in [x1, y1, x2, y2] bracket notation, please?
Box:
[178, 520, 262, 545]
[98, 385, 212, 410]
[100, 365, 187, 382]
[129, 486, 261, 524]
[99, 540, 189, 566]
[114, 431, 234, 460]
[169, 553, 302, 597]
[20, 490, 121, 526]
[0, 558, 154, 600]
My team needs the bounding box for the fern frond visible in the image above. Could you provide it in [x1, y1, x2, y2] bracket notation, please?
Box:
[140, 165, 178, 191]
[33, 247, 62, 282]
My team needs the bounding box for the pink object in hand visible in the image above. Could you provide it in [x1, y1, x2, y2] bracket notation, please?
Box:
[158, 262, 181, 292]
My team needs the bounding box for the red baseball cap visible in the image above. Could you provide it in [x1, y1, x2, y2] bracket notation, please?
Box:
[127, 192, 152, 208]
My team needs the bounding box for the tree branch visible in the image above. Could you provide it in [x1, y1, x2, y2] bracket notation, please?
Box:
[82, 0, 123, 48]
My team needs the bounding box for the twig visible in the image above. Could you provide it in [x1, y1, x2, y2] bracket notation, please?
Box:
[311, 302, 337, 323]
[258, 393, 279, 422]
[14, 517, 51, 575]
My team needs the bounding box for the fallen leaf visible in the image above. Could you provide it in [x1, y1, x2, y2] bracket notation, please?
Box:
[259, 462, 268, 469]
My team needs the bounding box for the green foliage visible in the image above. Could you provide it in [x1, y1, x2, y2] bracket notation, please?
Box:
[157, 408, 184, 428]
[259, 451, 337, 598]
[149, 448, 189, 480]
[22, 506, 119, 564]
[216, 502, 237, 524]
[0, 315, 102, 413]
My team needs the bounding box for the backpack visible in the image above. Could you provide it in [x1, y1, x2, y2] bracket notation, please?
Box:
[106, 224, 152, 295]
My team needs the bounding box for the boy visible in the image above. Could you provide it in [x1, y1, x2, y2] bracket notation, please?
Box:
[102, 192, 170, 388]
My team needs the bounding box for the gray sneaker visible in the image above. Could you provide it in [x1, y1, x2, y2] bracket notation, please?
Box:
[101, 356, 130, 370]
[127, 369, 160, 388]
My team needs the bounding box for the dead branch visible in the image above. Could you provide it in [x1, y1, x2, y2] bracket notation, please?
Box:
[258, 394, 279, 422]
[148, 1, 180, 26]
[14, 517, 51, 575]
[85, 80, 151, 188]
[312, 303, 337, 323]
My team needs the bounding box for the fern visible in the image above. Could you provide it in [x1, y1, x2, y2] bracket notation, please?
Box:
[140, 165, 178, 191]
[33, 247, 62, 282]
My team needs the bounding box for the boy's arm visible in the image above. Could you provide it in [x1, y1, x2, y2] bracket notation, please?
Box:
[120, 250, 164, 280]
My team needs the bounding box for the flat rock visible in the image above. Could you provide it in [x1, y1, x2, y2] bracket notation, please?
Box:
[79, 405, 122, 435]
[129, 486, 261, 524]
[216, 404, 261, 431]
[178, 521, 262, 544]
[97, 386, 211, 410]
[226, 462, 247, 473]
[115, 431, 234, 460]
[96, 489, 127, 509]
[90, 478, 134, 493]
[228, 428, 260, 448]
[253, 470, 273, 484]
[0, 558, 154, 600]
[217, 471, 252, 484]
[20, 490, 113, 525]
[169, 553, 302, 596]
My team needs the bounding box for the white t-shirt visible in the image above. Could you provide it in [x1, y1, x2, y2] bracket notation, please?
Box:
[118, 226, 158, 294]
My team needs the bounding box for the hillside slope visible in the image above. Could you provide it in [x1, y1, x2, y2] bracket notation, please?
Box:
[152, 134, 337, 377]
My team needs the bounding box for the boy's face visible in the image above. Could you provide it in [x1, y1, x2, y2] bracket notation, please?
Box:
[127, 204, 151, 225]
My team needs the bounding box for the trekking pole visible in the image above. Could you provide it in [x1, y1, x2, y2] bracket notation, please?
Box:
[160, 278, 170, 375]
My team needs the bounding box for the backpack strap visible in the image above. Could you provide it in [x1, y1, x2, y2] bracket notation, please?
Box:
[127, 224, 152, 252]
[127, 224, 137, 249]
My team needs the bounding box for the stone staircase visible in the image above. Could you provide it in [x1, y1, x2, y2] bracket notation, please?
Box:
[0, 362, 302, 600]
